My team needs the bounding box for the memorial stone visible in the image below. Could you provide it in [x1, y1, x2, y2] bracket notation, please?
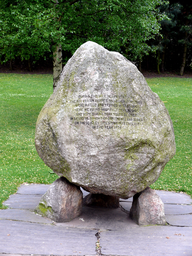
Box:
[35, 41, 176, 199]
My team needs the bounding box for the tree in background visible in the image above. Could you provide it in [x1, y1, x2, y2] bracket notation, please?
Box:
[0, 1, 51, 70]
[148, 0, 192, 75]
[178, 2, 192, 76]
[155, 3, 182, 74]
[0, 0, 167, 88]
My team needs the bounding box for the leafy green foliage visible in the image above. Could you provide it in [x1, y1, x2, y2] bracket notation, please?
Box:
[151, 1, 192, 73]
[0, 0, 167, 65]
[0, 1, 54, 64]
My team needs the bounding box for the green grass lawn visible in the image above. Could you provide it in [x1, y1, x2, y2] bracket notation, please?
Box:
[0, 73, 58, 208]
[0, 74, 191, 208]
[147, 77, 192, 196]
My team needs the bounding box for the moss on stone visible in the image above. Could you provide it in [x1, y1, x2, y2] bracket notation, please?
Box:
[36, 202, 54, 217]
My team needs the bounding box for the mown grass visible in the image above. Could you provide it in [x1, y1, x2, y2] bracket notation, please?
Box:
[147, 77, 192, 196]
[0, 74, 191, 208]
[0, 73, 57, 208]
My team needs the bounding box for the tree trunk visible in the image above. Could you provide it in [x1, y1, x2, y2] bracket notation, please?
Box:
[180, 43, 187, 76]
[157, 50, 161, 74]
[9, 60, 13, 70]
[161, 50, 165, 73]
[53, 44, 62, 90]
[28, 59, 32, 72]
[138, 58, 142, 72]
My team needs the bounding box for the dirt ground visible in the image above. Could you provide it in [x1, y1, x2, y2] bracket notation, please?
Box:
[143, 70, 192, 78]
[0, 66, 192, 78]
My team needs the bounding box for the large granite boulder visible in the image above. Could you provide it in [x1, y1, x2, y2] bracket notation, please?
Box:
[35, 41, 176, 199]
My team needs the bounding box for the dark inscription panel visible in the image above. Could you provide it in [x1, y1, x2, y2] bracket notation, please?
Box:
[70, 93, 144, 129]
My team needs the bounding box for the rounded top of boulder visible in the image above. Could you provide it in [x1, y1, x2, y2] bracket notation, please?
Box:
[35, 41, 176, 198]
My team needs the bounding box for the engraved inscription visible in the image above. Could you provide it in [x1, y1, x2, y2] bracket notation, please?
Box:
[69, 93, 143, 129]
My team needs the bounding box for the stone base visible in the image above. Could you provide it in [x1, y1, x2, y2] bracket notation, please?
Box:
[35, 177, 83, 222]
[130, 187, 166, 225]
[83, 193, 119, 208]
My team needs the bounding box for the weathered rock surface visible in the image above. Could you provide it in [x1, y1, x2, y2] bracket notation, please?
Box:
[35, 177, 83, 222]
[35, 41, 176, 198]
[130, 187, 166, 225]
